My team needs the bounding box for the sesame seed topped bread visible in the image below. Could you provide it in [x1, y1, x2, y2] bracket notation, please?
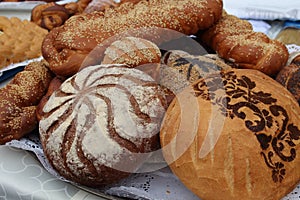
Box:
[198, 12, 289, 76]
[42, 0, 223, 77]
[0, 60, 53, 145]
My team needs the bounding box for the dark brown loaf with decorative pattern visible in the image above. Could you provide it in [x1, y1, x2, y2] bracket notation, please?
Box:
[0, 60, 53, 145]
[38, 64, 168, 187]
[159, 50, 231, 94]
[42, 0, 223, 77]
[198, 12, 289, 76]
[160, 69, 300, 200]
[276, 54, 300, 105]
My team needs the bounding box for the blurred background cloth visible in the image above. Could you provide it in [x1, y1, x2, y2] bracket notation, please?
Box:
[223, 0, 300, 21]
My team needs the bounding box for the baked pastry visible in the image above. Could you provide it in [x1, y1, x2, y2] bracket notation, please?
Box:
[197, 12, 289, 76]
[0, 16, 48, 69]
[83, 0, 117, 13]
[36, 76, 65, 121]
[31, 3, 71, 31]
[276, 54, 300, 105]
[160, 69, 300, 200]
[102, 36, 161, 67]
[159, 50, 231, 94]
[0, 60, 53, 145]
[42, 0, 223, 77]
[38, 64, 168, 187]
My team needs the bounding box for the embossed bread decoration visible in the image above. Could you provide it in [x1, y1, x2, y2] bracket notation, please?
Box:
[0, 60, 53, 145]
[198, 11, 289, 76]
[160, 68, 300, 200]
[41, 0, 223, 77]
[159, 50, 232, 94]
[0, 16, 48, 69]
[38, 64, 169, 187]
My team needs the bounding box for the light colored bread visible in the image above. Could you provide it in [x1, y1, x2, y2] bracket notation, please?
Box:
[160, 68, 300, 200]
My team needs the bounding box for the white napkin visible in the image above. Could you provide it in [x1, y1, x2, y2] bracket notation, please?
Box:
[223, 0, 300, 20]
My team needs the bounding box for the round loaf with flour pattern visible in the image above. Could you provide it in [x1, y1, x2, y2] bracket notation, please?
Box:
[39, 64, 168, 187]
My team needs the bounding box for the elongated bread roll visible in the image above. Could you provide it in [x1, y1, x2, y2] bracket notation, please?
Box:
[198, 12, 289, 76]
[0, 60, 53, 144]
[42, 0, 223, 77]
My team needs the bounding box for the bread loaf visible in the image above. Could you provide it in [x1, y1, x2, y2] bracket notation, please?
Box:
[38, 64, 168, 187]
[0, 60, 53, 144]
[102, 36, 161, 68]
[159, 50, 231, 94]
[31, 3, 71, 31]
[160, 69, 300, 200]
[198, 12, 289, 76]
[42, 0, 223, 77]
[276, 54, 300, 105]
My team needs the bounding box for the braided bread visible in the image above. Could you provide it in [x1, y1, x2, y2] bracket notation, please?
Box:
[42, 0, 223, 77]
[198, 12, 289, 76]
[0, 60, 53, 145]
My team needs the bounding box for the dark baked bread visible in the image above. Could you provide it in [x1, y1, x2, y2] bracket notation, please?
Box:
[276, 54, 300, 105]
[42, 0, 223, 77]
[160, 69, 300, 200]
[198, 12, 289, 76]
[159, 50, 232, 94]
[38, 64, 168, 187]
[0, 60, 53, 144]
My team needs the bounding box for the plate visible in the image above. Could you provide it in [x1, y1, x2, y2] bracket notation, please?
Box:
[0, 0, 77, 11]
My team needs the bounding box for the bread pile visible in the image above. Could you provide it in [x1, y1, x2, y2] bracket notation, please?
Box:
[0, 16, 48, 69]
[1, 0, 300, 199]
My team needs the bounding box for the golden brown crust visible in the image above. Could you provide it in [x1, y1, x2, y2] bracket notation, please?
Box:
[0, 16, 48, 69]
[36, 76, 65, 122]
[31, 3, 71, 31]
[198, 12, 289, 76]
[160, 69, 300, 200]
[0, 60, 54, 145]
[42, 0, 223, 77]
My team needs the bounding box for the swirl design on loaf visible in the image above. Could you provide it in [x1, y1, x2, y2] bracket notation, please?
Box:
[39, 64, 167, 186]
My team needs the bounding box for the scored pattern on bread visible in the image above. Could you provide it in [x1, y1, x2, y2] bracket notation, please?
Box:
[198, 12, 289, 76]
[102, 36, 161, 67]
[159, 50, 231, 94]
[39, 64, 168, 186]
[0, 60, 53, 145]
[42, 0, 223, 77]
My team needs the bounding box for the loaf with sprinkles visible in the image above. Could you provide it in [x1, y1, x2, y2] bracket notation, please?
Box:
[0, 60, 53, 145]
[41, 0, 223, 77]
[198, 12, 289, 76]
